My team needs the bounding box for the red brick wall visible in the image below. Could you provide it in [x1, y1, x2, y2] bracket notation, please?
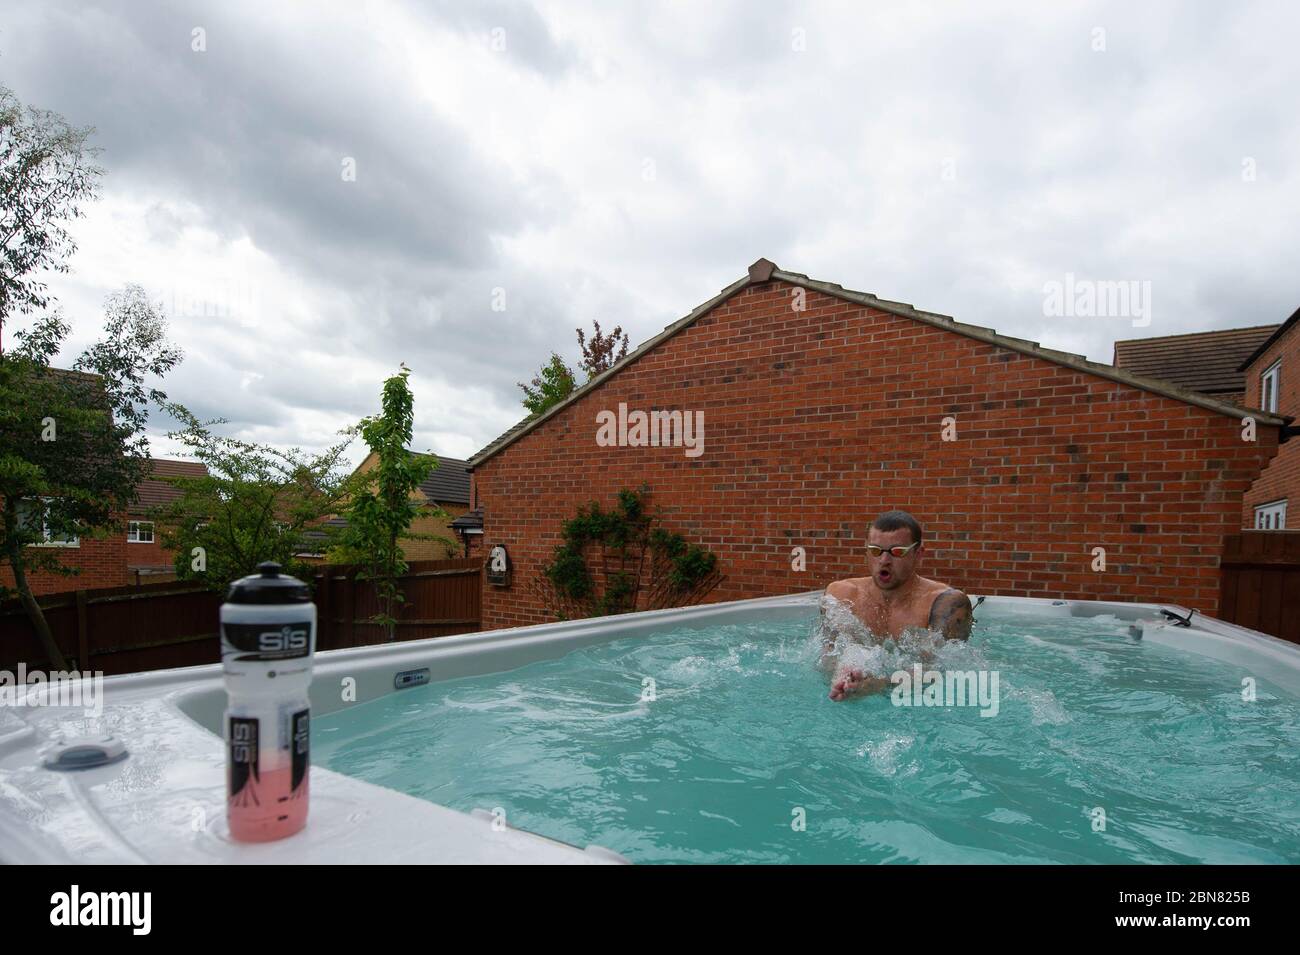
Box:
[0, 514, 186, 595]
[123, 520, 183, 579]
[1242, 327, 1298, 528]
[0, 533, 130, 595]
[466, 533, 484, 559]
[473, 281, 1281, 630]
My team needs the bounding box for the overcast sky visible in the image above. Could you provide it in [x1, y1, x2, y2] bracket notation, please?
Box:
[3, 0, 1297, 468]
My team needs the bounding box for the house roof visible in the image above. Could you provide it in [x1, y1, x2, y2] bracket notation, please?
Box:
[132, 459, 208, 513]
[449, 507, 483, 531]
[1113, 325, 1280, 396]
[300, 516, 350, 545]
[1237, 305, 1300, 371]
[47, 367, 105, 388]
[468, 259, 1293, 467]
[23, 367, 108, 405]
[350, 450, 472, 505]
[418, 455, 471, 505]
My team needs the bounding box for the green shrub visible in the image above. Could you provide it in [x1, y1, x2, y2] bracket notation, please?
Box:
[538, 486, 719, 618]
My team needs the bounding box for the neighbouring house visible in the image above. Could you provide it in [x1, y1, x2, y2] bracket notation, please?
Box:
[1, 457, 208, 596]
[1114, 316, 1300, 529]
[412, 454, 473, 556]
[1113, 325, 1279, 408]
[301, 452, 473, 563]
[125, 458, 208, 581]
[467, 258, 1292, 631]
[297, 517, 351, 562]
[1238, 307, 1300, 529]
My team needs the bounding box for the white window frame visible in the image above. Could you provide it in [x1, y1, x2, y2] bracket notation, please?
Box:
[127, 520, 155, 543]
[17, 497, 80, 548]
[1260, 359, 1281, 414]
[1254, 500, 1287, 530]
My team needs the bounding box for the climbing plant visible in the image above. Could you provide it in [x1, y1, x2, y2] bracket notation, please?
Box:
[535, 487, 722, 620]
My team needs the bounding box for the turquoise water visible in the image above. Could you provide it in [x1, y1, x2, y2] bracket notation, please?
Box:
[314, 610, 1300, 863]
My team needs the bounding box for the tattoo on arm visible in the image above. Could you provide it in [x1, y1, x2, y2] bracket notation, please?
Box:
[929, 590, 973, 641]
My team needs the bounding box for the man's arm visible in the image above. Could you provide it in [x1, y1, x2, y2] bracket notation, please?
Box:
[819, 581, 859, 670]
[822, 581, 885, 700]
[928, 589, 973, 641]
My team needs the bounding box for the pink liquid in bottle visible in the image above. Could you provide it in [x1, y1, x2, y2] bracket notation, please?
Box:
[227, 703, 311, 842]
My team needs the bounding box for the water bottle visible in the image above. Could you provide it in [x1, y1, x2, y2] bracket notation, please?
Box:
[220, 561, 315, 842]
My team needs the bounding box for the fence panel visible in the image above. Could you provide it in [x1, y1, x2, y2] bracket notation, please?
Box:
[1219, 531, 1300, 644]
[0, 558, 483, 676]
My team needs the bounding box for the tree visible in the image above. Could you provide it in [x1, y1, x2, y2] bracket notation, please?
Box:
[518, 321, 632, 417]
[0, 288, 181, 669]
[1, 84, 103, 343]
[333, 366, 439, 642]
[518, 352, 577, 417]
[576, 320, 629, 379]
[151, 406, 358, 591]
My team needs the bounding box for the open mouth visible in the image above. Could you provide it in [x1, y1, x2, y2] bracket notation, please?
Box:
[877, 569, 893, 583]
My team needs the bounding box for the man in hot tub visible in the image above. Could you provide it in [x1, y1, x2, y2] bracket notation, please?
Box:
[822, 510, 972, 701]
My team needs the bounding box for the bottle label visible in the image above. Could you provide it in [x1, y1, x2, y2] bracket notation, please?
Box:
[229, 716, 260, 805]
[291, 708, 310, 793]
[222, 621, 313, 662]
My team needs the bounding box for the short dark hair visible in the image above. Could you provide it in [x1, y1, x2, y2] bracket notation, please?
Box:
[871, 510, 923, 546]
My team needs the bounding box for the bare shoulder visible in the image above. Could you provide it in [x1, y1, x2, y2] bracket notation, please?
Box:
[825, 578, 864, 603]
[927, 585, 973, 640]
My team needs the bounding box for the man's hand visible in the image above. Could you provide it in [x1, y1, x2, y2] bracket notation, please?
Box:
[829, 667, 890, 701]
[829, 666, 864, 701]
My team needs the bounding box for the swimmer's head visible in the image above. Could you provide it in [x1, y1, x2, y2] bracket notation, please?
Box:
[867, 510, 924, 590]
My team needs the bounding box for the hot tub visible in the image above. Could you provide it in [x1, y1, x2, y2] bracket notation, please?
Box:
[1, 592, 1297, 864]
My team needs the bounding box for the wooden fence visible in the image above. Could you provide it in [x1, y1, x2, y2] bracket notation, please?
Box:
[0, 558, 483, 676]
[1218, 531, 1300, 644]
[313, 557, 483, 648]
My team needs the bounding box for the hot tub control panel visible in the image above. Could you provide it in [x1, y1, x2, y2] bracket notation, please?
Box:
[394, 668, 431, 690]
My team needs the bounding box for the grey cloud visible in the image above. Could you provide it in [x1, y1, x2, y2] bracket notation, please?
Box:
[4, 1, 544, 286]
[2, 0, 587, 419]
[3, 0, 1298, 460]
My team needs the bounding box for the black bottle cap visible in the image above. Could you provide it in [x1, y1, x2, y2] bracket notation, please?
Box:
[225, 561, 312, 604]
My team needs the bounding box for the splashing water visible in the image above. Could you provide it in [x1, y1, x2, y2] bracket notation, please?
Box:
[816, 593, 990, 691]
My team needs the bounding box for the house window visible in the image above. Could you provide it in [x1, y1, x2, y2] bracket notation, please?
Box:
[16, 498, 80, 547]
[1260, 360, 1281, 413]
[128, 521, 155, 543]
[1254, 500, 1287, 530]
